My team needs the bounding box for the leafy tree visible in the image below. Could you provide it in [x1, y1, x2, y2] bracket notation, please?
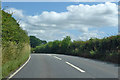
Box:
[61, 36, 71, 53]
[30, 36, 47, 48]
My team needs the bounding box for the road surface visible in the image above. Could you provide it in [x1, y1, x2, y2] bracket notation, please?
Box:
[12, 54, 118, 79]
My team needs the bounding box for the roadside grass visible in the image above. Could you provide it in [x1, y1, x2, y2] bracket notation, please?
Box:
[0, 46, 2, 80]
[2, 42, 30, 78]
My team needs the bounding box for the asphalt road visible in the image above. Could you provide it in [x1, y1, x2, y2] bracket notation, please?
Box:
[12, 54, 118, 78]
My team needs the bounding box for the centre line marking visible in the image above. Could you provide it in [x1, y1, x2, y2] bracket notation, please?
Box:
[54, 56, 62, 60]
[66, 61, 85, 73]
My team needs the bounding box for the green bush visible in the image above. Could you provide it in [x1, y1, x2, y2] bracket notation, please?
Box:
[33, 35, 120, 64]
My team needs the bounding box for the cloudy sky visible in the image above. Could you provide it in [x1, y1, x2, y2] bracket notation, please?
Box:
[2, 2, 118, 41]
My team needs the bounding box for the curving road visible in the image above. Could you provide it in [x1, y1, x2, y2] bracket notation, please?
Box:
[12, 54, 118, 79]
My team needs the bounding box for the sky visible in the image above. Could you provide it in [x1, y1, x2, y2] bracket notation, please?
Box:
[2, 2, 119, 41]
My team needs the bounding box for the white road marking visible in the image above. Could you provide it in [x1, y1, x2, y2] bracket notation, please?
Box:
[54, 56, 62, 60]
[47, 54, 51, 56]
[7, 55, 31, 80]
[66, 61, 85, 73]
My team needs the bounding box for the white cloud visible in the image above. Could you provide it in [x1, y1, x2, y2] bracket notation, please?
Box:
[4, 2, 118, 41]
[79, 30, 105, 41]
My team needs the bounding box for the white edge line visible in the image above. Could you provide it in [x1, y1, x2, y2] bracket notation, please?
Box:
[66, 61, 85, 73]
[8, 55, 31, 79]
[54, 56, 62, 60]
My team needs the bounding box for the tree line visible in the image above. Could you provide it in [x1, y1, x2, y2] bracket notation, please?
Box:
[30, 35, 120, 64]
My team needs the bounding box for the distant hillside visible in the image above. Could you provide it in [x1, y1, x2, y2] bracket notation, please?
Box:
[2, 10, 30, 78]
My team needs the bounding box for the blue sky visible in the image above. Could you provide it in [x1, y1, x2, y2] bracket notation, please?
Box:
[2, 2, 118, 41]
[2, 2, 107, 15]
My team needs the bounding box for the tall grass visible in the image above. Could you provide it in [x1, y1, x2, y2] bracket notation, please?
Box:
[2, 42, 30, 77]
[0, 45, 2, 79]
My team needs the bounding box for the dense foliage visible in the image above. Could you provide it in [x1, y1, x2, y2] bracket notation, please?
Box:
[30, 36, 47, 48]
[2, 10, 30, 77]
[0, 8, 2, 80]
[33, 35, 120, 64]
